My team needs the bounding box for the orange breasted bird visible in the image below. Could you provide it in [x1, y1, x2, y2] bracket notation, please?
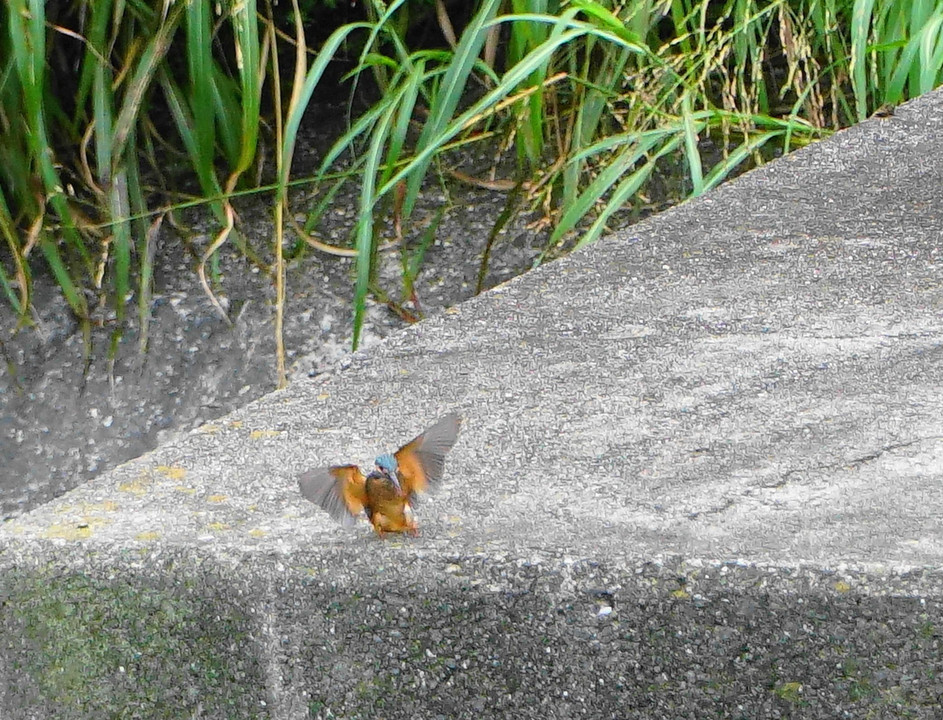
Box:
[298, 413, 461, 536]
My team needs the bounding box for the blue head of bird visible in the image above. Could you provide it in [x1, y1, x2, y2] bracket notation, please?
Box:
[375, 453, 401, 489]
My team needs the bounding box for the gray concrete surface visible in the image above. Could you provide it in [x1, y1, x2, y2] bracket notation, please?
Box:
[3, 90, 943, 718]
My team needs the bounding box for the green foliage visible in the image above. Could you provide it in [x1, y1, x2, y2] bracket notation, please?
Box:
[0, 0, 940, 357]
[1, 0, 262, 353]
[851, 0, 943, 119]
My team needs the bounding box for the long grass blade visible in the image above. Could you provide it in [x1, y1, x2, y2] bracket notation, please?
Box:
[402, 0, 503, 217]
[8, 0, 90, 319]
[113, 0, 188, 162]
[681, 92, 705, 196]
[353, 107, 397, 350]
[918, 12, 943, 94]
[0, 190, 29, 319]
[186, 0, 217, 193]
[232, 0, 261, 180]
[850, 0, 878, 121]
[278, 23, 372, 198]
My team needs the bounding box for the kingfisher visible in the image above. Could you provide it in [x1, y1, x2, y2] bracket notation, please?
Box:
[298, 413, 461, 536]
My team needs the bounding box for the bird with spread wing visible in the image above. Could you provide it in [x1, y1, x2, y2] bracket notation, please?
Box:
[298, 413, 461, 536]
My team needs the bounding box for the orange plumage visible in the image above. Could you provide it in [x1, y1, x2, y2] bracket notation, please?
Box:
[298, 413, 461, 536]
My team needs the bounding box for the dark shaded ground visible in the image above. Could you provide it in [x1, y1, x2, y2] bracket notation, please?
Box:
[0, 157, 550, 519]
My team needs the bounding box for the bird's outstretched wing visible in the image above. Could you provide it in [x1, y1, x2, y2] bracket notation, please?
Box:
[298, 465, 367, 525]
[395, 413, 462, 499]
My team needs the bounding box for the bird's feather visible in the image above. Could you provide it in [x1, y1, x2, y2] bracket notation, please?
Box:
[395, 412, 462, 498]
[298, 465, 367, 526]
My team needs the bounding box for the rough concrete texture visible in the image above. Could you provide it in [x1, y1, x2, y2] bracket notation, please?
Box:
[3, 89, 943, 718]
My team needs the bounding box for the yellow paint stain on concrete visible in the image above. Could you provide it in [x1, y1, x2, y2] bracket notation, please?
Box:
[57, 501, 119, 513]
[43, 524, 93, 540]
[230, 421, 244, 429]
[250, 429, 282, 439]
[206, 521, 229, 532]
[118, 478, 150, 495]
[833, 580, 852, 593]
[174, 486, 197, 494]
[247, 528, 267, 538]
[42, 516, 111, 540]
[445, 516, 464, 537]
[317, 393, 330, 401]
[207, 494, 228, 503]
[199, 424, 222, 434]
[135, 531, 161, 542]
[156, 465, 187, 480]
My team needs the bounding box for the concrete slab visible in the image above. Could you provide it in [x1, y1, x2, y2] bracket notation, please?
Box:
[3, 90, 943, 718]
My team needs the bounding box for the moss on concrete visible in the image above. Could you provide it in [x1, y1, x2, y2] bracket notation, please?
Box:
[2, 564, 266, 719]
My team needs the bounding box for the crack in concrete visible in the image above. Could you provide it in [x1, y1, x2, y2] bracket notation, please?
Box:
[687, 497, 736, 520]
[685, 435, 943, 520]
[761, 434, 943, 490]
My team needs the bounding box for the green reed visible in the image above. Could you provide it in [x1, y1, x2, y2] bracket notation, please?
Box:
[0, 0, 940, 366]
